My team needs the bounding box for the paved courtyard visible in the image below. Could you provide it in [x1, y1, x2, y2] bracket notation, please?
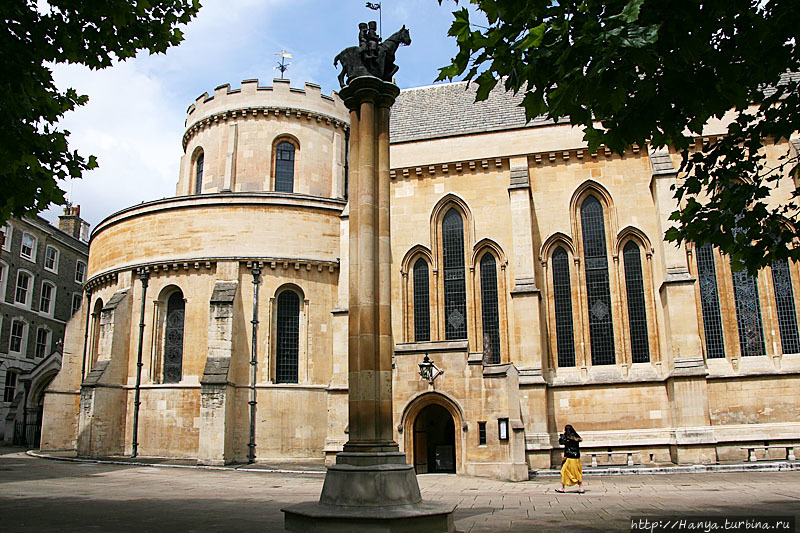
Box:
[0, 446, 798, 532]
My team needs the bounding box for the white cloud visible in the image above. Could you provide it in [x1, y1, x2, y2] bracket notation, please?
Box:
[42, 0, 291, 228]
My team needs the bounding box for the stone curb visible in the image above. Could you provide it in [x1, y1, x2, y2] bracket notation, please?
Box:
[26, 450, 798, 479]
[530, 461, 800, 478]
[26, 450, 327, 475]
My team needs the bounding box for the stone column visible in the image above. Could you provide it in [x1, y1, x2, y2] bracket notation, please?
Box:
[321, 76, 417, 493]
[284, 76, 454, 532]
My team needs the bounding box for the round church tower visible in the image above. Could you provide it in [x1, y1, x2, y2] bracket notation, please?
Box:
[51, 80, 351, 463]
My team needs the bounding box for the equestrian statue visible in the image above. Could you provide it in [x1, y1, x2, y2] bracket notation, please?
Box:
[334, 23, 411, 87]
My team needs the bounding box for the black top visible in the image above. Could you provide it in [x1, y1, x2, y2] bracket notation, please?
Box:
[564, 437, 581, 459]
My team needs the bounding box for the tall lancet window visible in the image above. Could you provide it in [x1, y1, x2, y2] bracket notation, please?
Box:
[164, 291, 185, 383]
[275, 141, 295, 193]
[552, 246, 575, 367]
[580, 196, 615, 365]
[623, 241, 650, 363]
[480, 253, 501, 364]
[413, 258, 430, 342]
[772, 259, 800, 354]
[194, 152, 204, 195]
[442, 209, 467, 340]
[731, 260, 766, 357]
[697, 243, 725, 358]
[276, 290, 300, 383]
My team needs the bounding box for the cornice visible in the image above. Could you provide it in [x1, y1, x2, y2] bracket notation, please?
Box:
[183, 105, 349, 151]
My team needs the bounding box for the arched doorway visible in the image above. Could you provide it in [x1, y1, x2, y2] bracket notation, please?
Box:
[413, 403, 455, 474]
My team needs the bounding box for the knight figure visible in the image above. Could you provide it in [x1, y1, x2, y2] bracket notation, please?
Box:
[334, 22, 411, 87]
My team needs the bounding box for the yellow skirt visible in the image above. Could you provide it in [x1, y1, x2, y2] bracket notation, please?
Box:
[560, 458, 583, 486]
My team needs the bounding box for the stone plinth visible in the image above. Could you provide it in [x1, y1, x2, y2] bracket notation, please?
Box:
[283, 75, 455, 532]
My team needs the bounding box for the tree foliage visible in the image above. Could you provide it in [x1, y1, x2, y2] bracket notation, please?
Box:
[0, 0, 201, 225]
[437, 0, 800, 273]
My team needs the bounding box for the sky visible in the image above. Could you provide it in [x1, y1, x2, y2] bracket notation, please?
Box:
[42, 0, 482, 229]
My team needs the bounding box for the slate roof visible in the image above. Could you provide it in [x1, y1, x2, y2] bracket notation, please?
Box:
[390, 72, 799, 144]
[390, 81, 548, 143]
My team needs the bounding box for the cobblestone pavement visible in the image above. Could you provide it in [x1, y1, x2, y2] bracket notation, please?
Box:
[1, 447, 798, 532]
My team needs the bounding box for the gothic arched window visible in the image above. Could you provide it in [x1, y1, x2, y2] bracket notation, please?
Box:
[480, 253, 500, 364]
[580, 196, 615, 365]
[772, 259, 800, 354]
[552, 246, 575, 367]
[275, 141, 295, 193]
[442, 209, 467, 340]
[163, 291, 185, 383]
[731, 260, 766, 357]
[194, 152, 204, 195]
[623, 241, 650, 363]
[413, 258, 430, 342]
[697, 243, 725, 359]
[276, 290, 300, 383]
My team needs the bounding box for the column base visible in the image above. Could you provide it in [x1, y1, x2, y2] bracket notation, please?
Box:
[283, 451, 456, 532]
[283, 501, 456, 533]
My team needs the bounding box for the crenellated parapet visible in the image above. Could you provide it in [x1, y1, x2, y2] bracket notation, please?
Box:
[183, 78, 349, 151]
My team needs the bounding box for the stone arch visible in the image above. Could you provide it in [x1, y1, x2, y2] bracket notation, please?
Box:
[270, 283, 307, 383]
[615, 227, 659, 366]
[616, 225, 653, 257]
[154, 284, 186, 384]
[400, 245, 434, 343]
[569, 180, 624, 367]
[429, 194, 474, 266]
[191, 146, 205, 195]
[88, 297, 104, 369]
[540, 232, 576, 266]
[430, 194, 474, 343]
[470, 238, 506, 267]
[271, 134, 301, 193]
[471, 239, 509, 363]
[400, 391, 466, 475]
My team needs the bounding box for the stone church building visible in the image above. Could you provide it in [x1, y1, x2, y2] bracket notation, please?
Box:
[40, 78, 800, 481]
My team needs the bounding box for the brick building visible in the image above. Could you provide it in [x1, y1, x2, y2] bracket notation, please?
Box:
[1, 207, 89, 444]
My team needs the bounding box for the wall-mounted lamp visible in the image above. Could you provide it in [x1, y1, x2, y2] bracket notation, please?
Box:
[418, 354, 442, 385]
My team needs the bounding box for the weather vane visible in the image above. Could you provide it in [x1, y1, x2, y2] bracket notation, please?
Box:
[366, 1, 381, 38]
[274, 49, 292, 79]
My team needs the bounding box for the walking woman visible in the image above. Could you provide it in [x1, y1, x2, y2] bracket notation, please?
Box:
[556, 424, 584, 493]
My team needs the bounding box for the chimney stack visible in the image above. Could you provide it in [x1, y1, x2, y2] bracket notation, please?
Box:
[59, 205, 89, 242]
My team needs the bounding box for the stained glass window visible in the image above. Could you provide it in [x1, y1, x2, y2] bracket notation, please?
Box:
[623, 241, 650, 363]
[275, 141, 295, 193]
[163, 291, 185, 383]
[552, 247, 575, 367]
[731, 260, 765, 357]
[480, 253, 500, 364]
[442, 209, 467, 340]
[580, 196, 615, 365]
[194, 153, 204, 195]
[413, 258, 430, 342]
[276, 290, 300, 383]
[696, 243, 725, 358]
[771, 259, 800, 354]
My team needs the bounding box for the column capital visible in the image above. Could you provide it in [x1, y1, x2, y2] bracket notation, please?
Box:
[338, 76, 400, 111]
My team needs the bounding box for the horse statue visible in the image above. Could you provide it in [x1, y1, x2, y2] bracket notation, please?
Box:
[334, 25, 411, 87]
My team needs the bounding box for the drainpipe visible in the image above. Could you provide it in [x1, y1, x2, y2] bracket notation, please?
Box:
[80, 287, 92, 381]
[344, 128, 350, 200]
[248, 264, 261, 463]
[131, 269, 149, 458]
